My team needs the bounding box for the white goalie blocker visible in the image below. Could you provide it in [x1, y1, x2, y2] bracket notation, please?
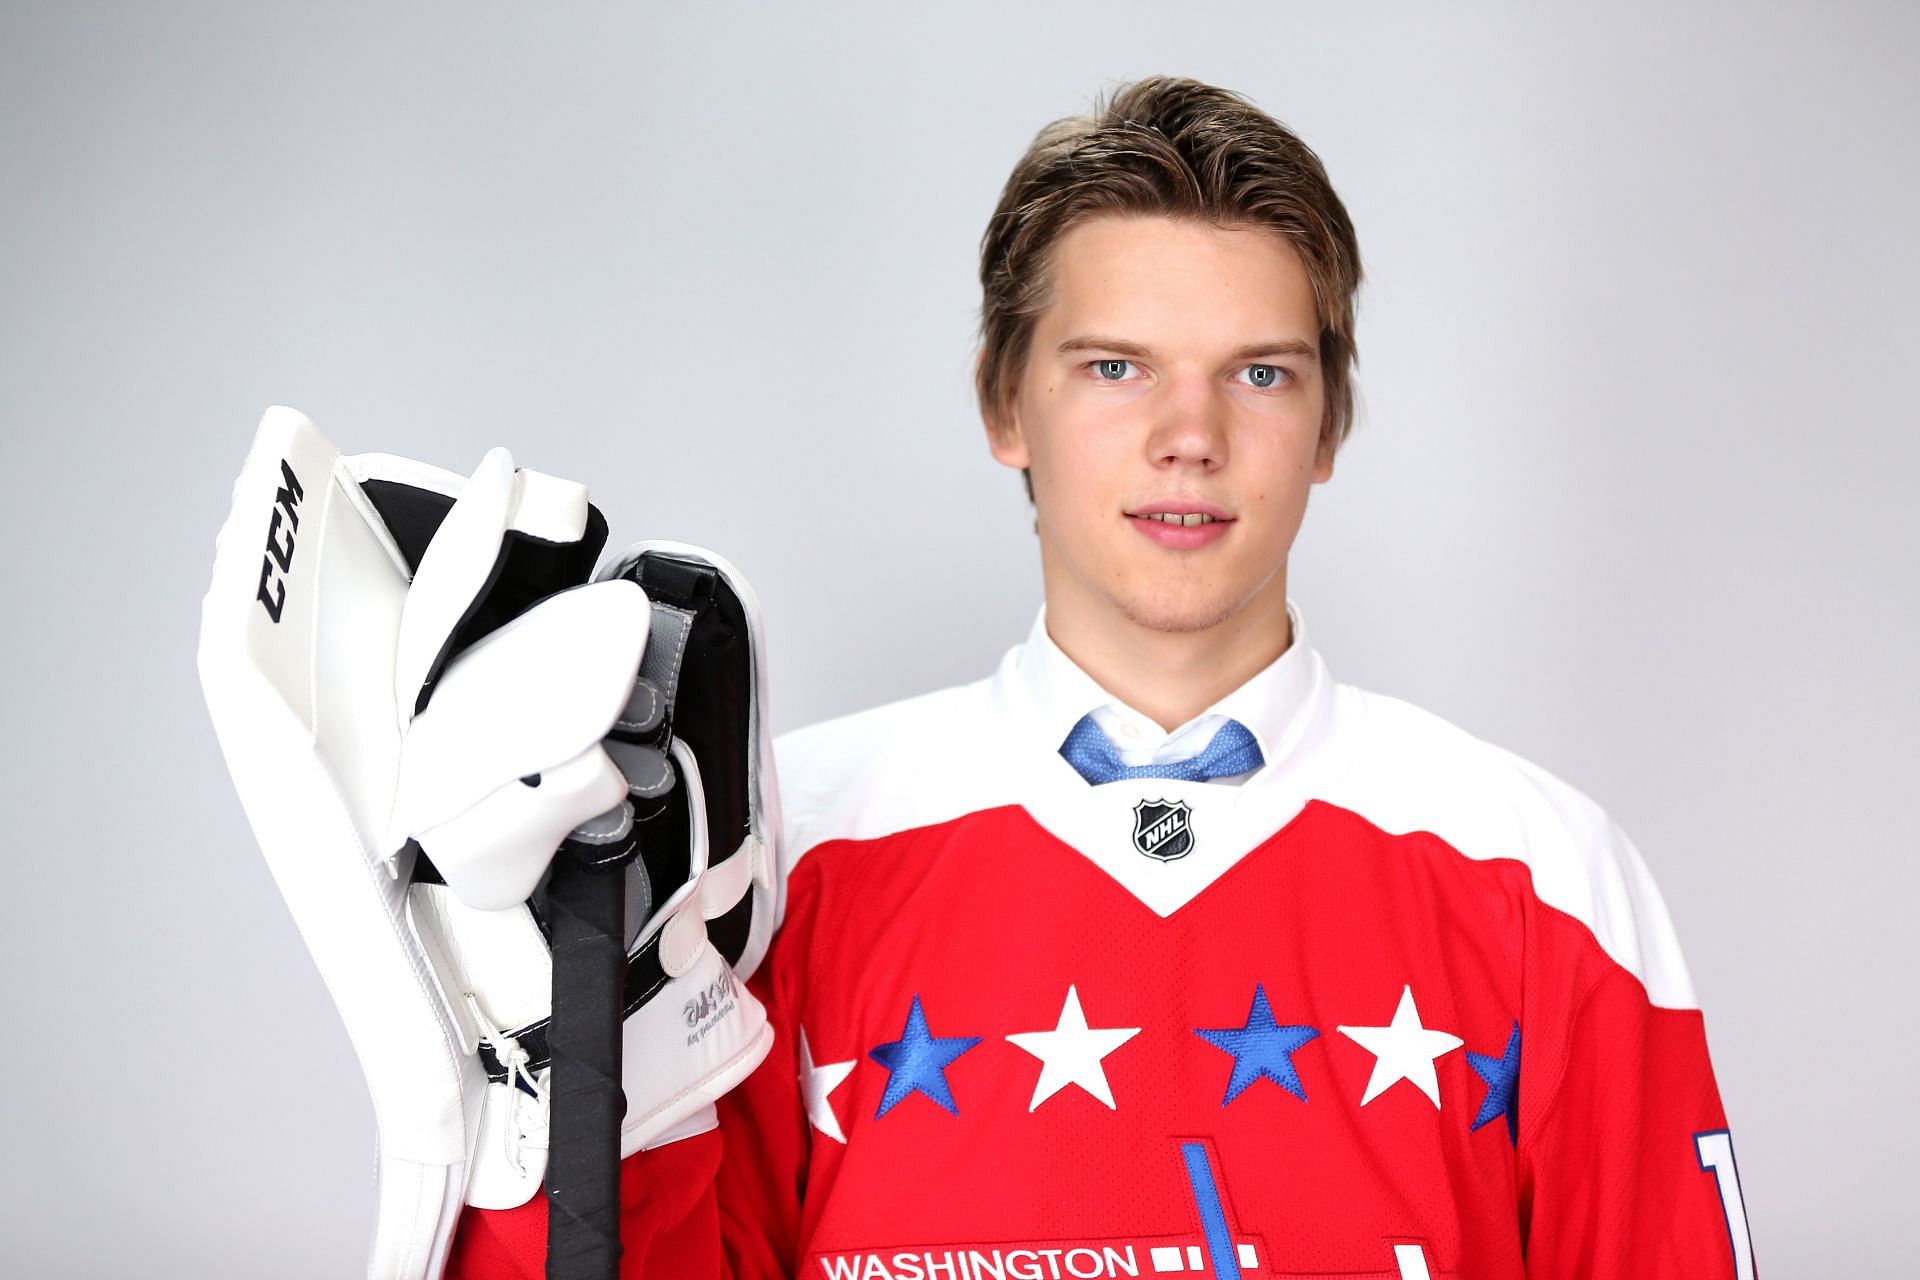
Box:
[197, 407, 779, 1279]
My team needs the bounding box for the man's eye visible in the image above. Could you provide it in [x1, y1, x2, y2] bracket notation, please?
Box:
[1091, 359, 1136, 382]
[1238, 363, 1290, 389]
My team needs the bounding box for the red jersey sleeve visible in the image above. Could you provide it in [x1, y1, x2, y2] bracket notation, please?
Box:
[1514, 824, 1755, 1279]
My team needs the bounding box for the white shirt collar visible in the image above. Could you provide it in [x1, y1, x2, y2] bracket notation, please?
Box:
[1003, 599, 1323, 779]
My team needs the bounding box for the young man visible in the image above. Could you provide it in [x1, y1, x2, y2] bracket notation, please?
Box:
[449, 75, 1752, 1280]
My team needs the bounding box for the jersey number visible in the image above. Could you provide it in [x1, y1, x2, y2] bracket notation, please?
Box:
[1694, 1129, 1755, 1279]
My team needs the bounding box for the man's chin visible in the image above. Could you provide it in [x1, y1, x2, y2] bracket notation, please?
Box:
[1110, 591, 1247, 636]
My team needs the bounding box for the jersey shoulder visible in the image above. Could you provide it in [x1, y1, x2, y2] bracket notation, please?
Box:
[1323, 681, 1697, 1008]
[772, 675, 1004, 868]
[1333, 681, 1616, 850]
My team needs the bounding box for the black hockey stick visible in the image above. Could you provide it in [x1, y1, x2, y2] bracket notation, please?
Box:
[536, 614, 667, 1279]
[542, 839, 634, 1277]
[541, 571, 689, 1277]
[539, 545, 763, 1278]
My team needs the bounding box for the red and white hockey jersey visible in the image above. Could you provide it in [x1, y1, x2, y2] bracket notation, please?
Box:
[449, 603, 1754, 1279]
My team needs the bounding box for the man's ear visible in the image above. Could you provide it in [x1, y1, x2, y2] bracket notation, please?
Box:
[979, 351, 1031, 470]
[987, 413, 1030, 470]
[1312, 432, 1337, 484]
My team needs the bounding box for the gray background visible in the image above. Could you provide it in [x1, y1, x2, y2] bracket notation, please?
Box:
[3, 2, 1914, 1274]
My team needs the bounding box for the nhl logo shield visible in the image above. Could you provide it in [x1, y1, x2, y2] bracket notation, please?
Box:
[1131, 799, 1194, 861]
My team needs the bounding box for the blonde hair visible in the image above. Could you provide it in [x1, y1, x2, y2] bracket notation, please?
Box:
[975, 76, 1364, 483]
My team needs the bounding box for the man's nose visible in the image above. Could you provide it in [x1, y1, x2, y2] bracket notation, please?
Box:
[1145, 378, 1230, 469]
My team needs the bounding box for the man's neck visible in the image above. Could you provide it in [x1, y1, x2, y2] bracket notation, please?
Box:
[1042, 578, 1296, 733]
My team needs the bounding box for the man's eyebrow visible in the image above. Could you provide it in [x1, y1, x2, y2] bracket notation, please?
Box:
[1055, 335, 1320, 364]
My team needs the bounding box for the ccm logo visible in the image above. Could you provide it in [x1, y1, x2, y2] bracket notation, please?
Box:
[254, 459, 305, 623]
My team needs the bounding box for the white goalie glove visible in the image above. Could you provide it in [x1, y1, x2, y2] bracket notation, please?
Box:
[197, 407, 781, 1280]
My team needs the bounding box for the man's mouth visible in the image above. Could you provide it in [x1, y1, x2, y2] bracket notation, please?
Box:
[1134, 512, 1225, 527]
[1124, 504, 1235, 547]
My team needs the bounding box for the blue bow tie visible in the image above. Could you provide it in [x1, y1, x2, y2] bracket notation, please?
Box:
[1059, 713, 1265, 785]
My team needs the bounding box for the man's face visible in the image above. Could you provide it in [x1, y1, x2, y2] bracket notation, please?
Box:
[988, 213, 1332, 639]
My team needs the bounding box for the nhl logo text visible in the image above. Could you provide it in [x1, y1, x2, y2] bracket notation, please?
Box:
[255, 458, 304, 624]
[1132, 799, 1194, 861]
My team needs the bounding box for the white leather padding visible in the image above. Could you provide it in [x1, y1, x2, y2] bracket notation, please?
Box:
[407, 879, 554, 1211]
[391, 448, 591, 719]
[406, 736, 775, 1212]
[621, 926, 772, 1147]
[200, 407, 482, 1280]
[396, 582, 650, 828]
[392, 580, 652, 910]
[411, 749, 629, 912]
[698, 831, 764, 925]
[610, 737, 772, 1159]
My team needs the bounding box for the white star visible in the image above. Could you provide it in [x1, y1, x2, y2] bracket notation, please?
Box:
[1005, 985, 1141, 1111]
[1336, 984, 1464, 1108]
[799, 1028, 855, 1143]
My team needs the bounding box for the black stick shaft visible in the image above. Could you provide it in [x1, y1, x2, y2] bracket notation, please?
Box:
[544, 852, 628, 1278]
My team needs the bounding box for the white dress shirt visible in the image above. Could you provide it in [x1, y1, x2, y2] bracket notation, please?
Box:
[1010, 599, 1320, 785]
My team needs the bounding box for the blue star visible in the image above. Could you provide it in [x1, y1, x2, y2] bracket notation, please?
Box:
[1467, 1021, 1522, 1144]
[1193, 984, 1321, 1105]
[868, 994, 983, 1118]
